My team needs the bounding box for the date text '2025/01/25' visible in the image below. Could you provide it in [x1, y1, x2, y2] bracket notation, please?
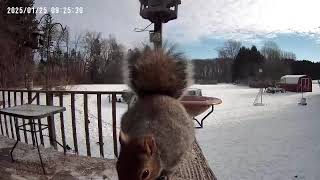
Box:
[7, 7, 84, 15]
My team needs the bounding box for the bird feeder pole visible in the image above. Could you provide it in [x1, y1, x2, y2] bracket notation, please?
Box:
[154, 21, 162, 49]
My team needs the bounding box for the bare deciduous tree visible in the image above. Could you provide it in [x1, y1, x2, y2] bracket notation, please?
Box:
[217, 40, 242, 59]
[281, 51, 296, 60]
[81, 32, 124, 83]
[261, 41, 281, 61]
[260, 41, 291, 80]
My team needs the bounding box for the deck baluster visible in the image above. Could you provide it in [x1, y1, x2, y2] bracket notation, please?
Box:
[59, 93, 67, 154]
[71, 93, 78, 154]
[46, 93, 57, 149]
[2, 91, 9, 136]
[112, 93, 118, 158]
[97, 94, 104, 157]
[84, 93, 91, 156]
[20, 92, 28, 143]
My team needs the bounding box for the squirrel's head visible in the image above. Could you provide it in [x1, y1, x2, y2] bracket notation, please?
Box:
[116, 132, 161, 180]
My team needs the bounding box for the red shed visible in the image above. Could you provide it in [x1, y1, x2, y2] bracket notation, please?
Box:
[279, 75, 312, 92]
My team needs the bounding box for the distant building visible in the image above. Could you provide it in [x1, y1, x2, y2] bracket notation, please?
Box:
[279, 75, 312, 92]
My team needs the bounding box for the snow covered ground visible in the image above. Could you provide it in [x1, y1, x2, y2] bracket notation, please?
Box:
[194, 83, 320, 180]
[1, 82, 320, 180]
[67, 83, 320, 180]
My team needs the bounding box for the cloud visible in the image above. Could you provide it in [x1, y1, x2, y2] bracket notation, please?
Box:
[35, 0, 151, 48]
[35, 0, 320, 46]
[165, 0, 320, 43]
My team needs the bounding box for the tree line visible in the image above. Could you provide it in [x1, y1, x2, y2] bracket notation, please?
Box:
[0, 0, 125, 89]
[0, 0, 319, 89]
[35, 15, 125, 88]
[193, 40, 320, 85]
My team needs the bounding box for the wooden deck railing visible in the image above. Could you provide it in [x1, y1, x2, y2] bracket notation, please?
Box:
[0, 89, 218, 179]
[0, 89, 125, 159]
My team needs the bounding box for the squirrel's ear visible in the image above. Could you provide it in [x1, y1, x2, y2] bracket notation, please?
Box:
[144, 136, 157, 156]
[119, 131, 130, 145]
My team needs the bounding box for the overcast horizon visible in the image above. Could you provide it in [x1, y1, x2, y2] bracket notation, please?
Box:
[35, 0, 320, 61]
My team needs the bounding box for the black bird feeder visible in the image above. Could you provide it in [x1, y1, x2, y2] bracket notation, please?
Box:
[139, 0, 181, 48]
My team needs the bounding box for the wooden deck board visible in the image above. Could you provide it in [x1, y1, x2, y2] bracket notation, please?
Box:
[0, 135, 217, 180]
[174, 140, 217, 180]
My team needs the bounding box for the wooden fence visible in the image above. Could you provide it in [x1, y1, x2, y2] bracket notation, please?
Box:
[0, 89, 126, 158]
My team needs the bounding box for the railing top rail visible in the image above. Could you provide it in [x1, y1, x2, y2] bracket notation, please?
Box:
[0, 89, 126, 95]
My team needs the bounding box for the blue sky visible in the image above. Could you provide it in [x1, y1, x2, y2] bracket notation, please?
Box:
[179, 34, 320, 61]
[35, 0, 320, 62]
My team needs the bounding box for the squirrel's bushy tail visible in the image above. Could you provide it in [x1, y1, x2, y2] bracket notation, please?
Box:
[125, 47, 193, 99]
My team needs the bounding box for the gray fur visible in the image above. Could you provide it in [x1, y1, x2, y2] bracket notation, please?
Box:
[120, 48, 195, 176]
[121, 95, 195, 173]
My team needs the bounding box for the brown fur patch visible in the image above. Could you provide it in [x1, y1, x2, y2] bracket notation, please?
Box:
[127, 48, 192, 99]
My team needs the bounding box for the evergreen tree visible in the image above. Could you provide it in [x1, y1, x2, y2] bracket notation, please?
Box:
[232, 46, 264, 81]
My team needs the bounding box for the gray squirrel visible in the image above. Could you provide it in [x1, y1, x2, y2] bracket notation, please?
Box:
[116, 47, 195, 180]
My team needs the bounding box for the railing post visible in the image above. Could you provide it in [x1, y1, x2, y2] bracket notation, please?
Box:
[71, 93, 78, 154]
[46, 92, 57, 149]
[8, 91, 15, 139]
[13, 91, 17, 106]
[14, 117, 20, 141]
[0, 90, 3, 135]
[83, 93, 91, 156]
[27, 91, 35, 145]
[13, 92, 20, 141]
[21, 92, 28, 143]
[0, 111, 3, 135]
[112, 93, 118, 158]
[59, 93, 67, 155]
[37, 93, 44, 145]
[27, 91, 32, 104]
[97, 93, 104, 158]
[2, 91, 9, 136]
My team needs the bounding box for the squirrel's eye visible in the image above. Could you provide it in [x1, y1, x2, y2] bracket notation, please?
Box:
[141, 170, 150, 179]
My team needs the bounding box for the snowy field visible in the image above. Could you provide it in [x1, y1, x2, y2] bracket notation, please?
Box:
[1, 82, 320, 180]
[195, 82, 320, 180]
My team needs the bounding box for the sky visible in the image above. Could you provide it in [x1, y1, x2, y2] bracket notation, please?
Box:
[35, 0, 320, 61]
